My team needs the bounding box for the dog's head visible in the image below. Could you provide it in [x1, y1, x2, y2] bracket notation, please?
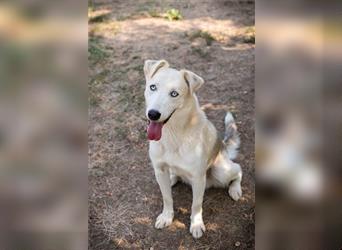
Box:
[143, 59, 204, 141]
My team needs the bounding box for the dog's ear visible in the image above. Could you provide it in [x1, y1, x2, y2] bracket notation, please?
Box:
[181, 69, 204, 94]
[144, 59, 169, 80]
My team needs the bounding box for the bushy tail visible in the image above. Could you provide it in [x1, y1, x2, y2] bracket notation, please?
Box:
[223, 112, 240, 160]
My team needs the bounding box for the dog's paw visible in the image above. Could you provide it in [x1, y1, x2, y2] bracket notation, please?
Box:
[155, 212, 173, 229]
[190, 221, 206, 238]
[229, 183, 242, 201]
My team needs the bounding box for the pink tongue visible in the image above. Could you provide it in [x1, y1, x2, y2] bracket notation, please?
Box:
[147, 121, 163, 141]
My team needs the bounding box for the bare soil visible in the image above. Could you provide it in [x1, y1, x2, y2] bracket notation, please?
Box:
[89, 0, 254, 249]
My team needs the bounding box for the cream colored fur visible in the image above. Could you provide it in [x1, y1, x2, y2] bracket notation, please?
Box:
[144, 59, 242, 239]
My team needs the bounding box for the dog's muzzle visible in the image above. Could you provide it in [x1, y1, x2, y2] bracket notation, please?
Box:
[163, 109, 176, 124]
[146, 109, 176, 141]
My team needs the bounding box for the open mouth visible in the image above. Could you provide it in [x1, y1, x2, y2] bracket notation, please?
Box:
[147, 109, 176, 141]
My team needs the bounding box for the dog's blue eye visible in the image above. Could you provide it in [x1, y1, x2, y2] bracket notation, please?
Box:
[170, 91, 179, 97]
[150, 84, 157, 91]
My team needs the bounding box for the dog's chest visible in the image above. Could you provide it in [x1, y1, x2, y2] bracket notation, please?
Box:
[150, 139, 206, 176]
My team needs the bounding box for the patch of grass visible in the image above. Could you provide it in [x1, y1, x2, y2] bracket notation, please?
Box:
[88, 82, 101, 106]
[116, 8, 161, 21]
[136, 0, 155, 12]
[88, 0, 95, 10]
[139, 127, 147, 140]
[228, 26, 255, 46]
[88, 37, 108, 64]
[89, 21, 120, 37]
[113, 6, 182, 21]
[115, 125, 128, 140]
[148, 9, 162, 18]
[117, 13, 144, 21]
[89, 91, 101, 106]
[88, 5, 111, 23]
[191, 47, 209, 58]
[89, 69, 109, 106]
[89, 12, 110, 23]
[242, 26, 255, 44]
[165, 8, 182, 21]
[94, 69, 110, 83]
[188, 30, 215, 45]
[131, 55, 140, 60]
[117, 9, 164, 21]
[129, 64, 143, 73]
[114, 75, 145, 115]
[88, 6, 94, 13]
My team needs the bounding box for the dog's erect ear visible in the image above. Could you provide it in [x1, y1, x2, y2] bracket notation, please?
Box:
[144, 60, 169, 80]
[181, 69, 204, 94]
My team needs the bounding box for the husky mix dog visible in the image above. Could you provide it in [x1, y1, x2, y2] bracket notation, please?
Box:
[144, 59, 242, 238]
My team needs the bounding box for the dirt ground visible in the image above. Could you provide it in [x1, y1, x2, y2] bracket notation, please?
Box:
[88, 0, 254, 249]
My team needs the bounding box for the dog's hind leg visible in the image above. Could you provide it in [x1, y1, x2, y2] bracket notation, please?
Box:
[228, 167, 242, 201]
[206, 151, 242, 201]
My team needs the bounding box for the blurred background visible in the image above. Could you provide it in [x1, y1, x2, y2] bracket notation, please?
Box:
[256, 0, 342, 249]
[0, 1, 87, 250]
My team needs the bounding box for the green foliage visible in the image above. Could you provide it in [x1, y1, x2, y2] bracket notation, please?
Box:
[243, 26, 255, 44]
[89, 13, 110, 23]
[88, 37, 107, 64]
[165, 8, 182, 21]
[191, 47, 209, 58]
[189, 30, 215, 45]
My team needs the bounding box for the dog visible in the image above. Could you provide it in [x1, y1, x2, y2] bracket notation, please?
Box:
[144, 59, 242, 238]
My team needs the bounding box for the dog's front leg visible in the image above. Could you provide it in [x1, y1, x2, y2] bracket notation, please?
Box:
[154, 165, 174, 229]
[190, 174, 206, 238]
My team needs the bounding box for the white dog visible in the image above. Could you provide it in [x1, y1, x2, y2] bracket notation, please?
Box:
[144, 59, 242, 238]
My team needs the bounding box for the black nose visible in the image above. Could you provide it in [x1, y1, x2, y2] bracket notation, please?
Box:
[148, 109, 161, 121]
